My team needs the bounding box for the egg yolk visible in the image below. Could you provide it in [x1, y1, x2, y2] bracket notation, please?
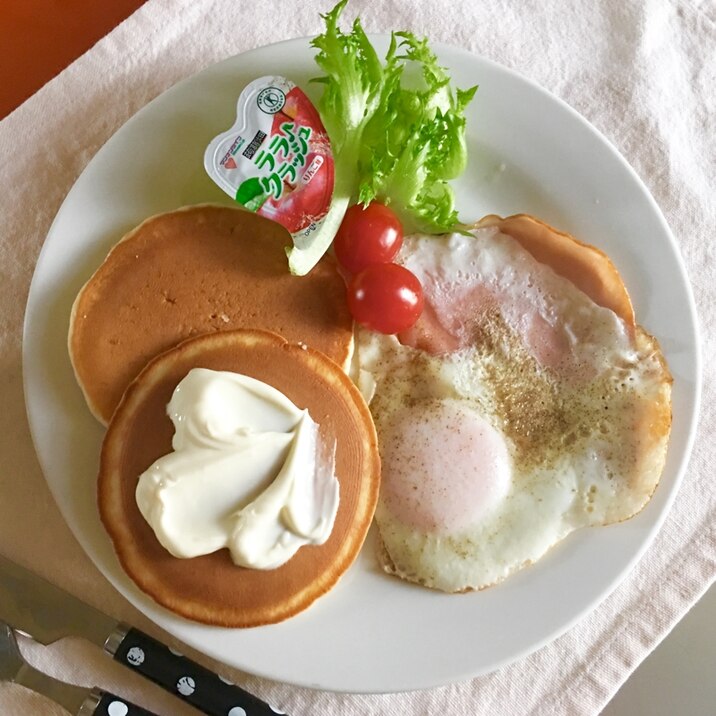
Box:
[380, 399, 511, 534]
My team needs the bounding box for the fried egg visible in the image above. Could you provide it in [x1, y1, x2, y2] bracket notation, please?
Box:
[356, 226, 672, 592]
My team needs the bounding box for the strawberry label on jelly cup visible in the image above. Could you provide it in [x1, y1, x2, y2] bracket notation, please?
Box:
[204, 76, 334, 240]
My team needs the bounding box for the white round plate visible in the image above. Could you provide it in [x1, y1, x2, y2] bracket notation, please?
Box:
[23, 37, 700, 693]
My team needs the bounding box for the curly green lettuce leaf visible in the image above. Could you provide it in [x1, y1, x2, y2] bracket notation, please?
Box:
[286, 0, 476, 275]
[357, 34, 477, 232]
[358, 33, 477, 233]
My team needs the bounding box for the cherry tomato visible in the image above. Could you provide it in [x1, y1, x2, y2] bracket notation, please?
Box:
[347, 263, 424, 334]
[333, 202, 403, 274]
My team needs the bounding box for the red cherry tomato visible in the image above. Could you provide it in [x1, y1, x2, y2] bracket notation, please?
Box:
[333, 202, 403, 274]
[347, 263, 424, 334]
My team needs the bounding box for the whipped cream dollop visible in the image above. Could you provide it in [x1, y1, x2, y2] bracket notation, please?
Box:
[135, 368, 339, 569]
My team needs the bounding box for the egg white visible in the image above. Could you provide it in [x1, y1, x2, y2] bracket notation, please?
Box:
[357, 229, 672, 592]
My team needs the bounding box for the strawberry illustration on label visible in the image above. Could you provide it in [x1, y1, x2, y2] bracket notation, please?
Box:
[204, 76, 334, 240]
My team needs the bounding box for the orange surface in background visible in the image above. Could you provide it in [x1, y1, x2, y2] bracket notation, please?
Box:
[0, 0, 147, 118]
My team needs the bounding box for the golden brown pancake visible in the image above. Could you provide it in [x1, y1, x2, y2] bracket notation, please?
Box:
[98, 329, 380, 627]
[69, 205, 354, 425]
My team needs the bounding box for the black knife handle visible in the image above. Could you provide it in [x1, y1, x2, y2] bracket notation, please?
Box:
[111, 627, 282, 716]
[81, 688, 158, 716]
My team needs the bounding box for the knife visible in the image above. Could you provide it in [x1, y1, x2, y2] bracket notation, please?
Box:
[1, 620, 157, 715]
[0, 555, 283, 716]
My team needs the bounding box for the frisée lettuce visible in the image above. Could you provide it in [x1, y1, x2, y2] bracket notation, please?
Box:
[286, 0, 476, 276]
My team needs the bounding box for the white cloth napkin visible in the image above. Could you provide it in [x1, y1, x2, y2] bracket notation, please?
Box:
[1, 0, 714, 714]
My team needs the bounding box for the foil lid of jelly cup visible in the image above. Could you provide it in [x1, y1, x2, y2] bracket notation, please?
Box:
[204, 76, 334, 241]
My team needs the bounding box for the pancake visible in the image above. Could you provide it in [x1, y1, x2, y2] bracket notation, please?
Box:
[69, 205, 354, 425]
[98, 329, 380, 627]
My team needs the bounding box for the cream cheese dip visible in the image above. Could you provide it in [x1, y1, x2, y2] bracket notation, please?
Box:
[135, 367, 339, 569]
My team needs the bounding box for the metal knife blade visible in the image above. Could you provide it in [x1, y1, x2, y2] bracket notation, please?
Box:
[0, 554, 118, 648]
[0, 554, 285, 716]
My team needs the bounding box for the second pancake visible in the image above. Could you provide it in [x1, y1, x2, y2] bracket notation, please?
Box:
[69, 205, 354, 424]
